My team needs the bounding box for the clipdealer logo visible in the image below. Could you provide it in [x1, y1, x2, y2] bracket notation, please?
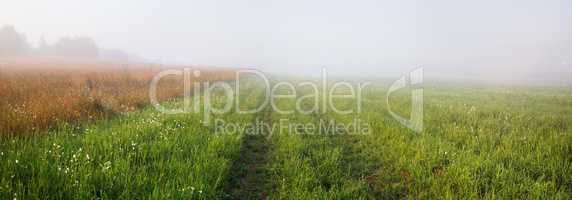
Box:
[149, 67, 423, 134]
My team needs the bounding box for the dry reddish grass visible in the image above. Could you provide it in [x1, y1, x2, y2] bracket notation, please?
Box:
[0, 57, 235, 136]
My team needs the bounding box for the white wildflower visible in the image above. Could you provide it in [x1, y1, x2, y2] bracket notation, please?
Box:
[103, 161, 112, 171]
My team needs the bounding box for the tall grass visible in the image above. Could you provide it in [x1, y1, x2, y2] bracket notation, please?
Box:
[265, 85, 370, 199]
[260, 81, 571, 199]
[331, 83, 572, 199]
[1, 72, 570, 199]
[0, 80, 261, 199]
[0, 57, 235, 136]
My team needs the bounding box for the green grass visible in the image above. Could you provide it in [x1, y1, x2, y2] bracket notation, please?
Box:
[0, 101, 246, 199]
[1, 79, 571, 199]
[330, 83, 572, 199]
[266, 108, 370, 199]
[0, 79, 266, 199]
[259, 81, 571, 199]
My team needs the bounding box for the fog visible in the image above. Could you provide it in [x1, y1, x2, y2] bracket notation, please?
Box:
[2, 0, 571, 84]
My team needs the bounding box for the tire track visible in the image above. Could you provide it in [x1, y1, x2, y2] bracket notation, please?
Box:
[224, 99, 273, 199]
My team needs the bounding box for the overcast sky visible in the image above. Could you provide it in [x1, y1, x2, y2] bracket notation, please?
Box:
[2, 0, 571, 82]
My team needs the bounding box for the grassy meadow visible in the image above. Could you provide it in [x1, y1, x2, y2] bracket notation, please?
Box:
[0, 69, 571, 199]
[0, 58, 234, 135]
[252, 81, 571, 199]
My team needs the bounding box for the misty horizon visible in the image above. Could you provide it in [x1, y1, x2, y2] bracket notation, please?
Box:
[1, 0, 571, 84]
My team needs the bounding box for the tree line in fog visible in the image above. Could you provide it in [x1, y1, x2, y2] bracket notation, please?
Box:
[0, 25, 135, 61]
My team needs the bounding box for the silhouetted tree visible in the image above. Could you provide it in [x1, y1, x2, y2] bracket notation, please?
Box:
[0, 25, 30, 56]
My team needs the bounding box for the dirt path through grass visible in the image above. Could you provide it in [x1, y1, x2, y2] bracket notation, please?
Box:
[224, 103, 273, 199]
